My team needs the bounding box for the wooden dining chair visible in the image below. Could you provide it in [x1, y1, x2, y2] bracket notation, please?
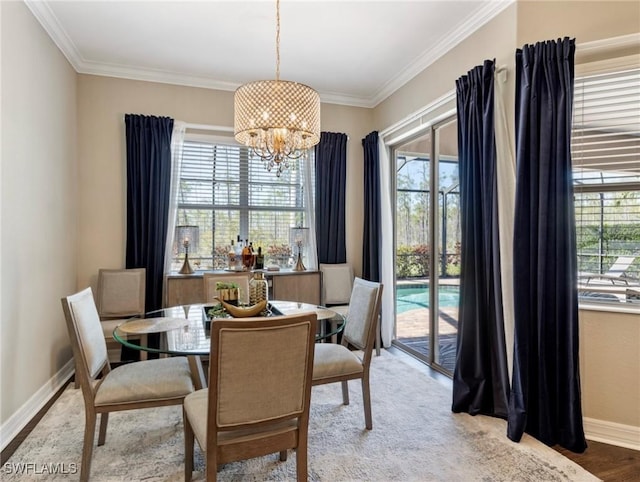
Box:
[319, 263, 354, 317]
[96, 267, 146, 362]
[183, 313, 317, 481]
[311, 277, 383, 430]
[61, 287, 195, 482]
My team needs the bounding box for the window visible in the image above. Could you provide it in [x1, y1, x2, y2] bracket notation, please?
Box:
[171, 137, 313, 271]
[573, 66, 640, 307]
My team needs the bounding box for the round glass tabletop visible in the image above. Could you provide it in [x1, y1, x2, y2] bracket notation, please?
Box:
[113, 300, 346, 357]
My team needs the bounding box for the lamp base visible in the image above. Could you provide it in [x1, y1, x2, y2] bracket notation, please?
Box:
[179, 254, 194, 275]
[292, 252, 306, 271]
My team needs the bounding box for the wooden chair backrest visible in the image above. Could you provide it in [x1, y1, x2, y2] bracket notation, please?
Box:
[61, 287, 110, 397]
[96, 268, 146, 319]
[342, 278, 383, 356]
[207, 314, 317, 441]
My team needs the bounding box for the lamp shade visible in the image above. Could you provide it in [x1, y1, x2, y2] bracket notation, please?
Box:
[234, 80, 320, 148]
[234, 80, 320, 176]
[289, 226, 310, 252]
[176, 225, 199, 254]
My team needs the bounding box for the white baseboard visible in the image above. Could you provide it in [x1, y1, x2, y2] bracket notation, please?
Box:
[1, 359, 75, 452]
[584, 417, 640, 451]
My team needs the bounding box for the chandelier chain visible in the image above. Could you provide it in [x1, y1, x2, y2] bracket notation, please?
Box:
[275, 0, 280, 82]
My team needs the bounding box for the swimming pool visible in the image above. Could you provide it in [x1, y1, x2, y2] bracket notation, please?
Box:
[396, 284, 460, 313]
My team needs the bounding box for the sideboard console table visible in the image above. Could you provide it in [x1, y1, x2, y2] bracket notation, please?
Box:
[165, 270, 321, 307]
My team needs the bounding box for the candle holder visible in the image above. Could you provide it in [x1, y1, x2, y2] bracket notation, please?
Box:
[290, 226, 309, 272]
[176, 225, 199, 275]
[179, 239, 193, 274]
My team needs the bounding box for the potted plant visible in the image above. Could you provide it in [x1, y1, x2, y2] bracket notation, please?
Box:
[216, 281, 240, 304]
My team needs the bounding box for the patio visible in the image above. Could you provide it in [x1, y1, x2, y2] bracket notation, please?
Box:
[394, 278, 460, 373]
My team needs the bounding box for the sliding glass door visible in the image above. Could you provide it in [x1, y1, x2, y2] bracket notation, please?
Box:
[393, 115, 460, 375]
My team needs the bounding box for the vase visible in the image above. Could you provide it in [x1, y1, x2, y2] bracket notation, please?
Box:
[250, 272, 269, 305]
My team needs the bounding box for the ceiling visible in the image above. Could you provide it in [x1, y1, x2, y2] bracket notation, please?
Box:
[26, 0, 513, 108]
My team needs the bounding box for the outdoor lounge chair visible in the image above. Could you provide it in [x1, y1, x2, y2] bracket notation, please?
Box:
[581, 256, 636, 285]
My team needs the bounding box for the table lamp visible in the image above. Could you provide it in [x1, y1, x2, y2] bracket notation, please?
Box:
[176, 225, 199, 274]
[290, 226, 309, 271]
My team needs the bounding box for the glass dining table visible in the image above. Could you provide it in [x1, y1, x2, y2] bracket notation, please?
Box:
[113, 300, 345, 389]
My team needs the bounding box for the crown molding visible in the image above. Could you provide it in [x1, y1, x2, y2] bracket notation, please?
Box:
[76, 60, 240, 92]
[26, 0, 513, 108]
[25, 0, 84, 69]
[369, 0, 515, 107]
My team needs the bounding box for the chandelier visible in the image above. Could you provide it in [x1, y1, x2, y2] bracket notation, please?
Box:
[234, 0, 321, 177]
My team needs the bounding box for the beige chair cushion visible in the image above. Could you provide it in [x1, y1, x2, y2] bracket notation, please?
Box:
[312, 343, 363, 380]
[343, 280, 378, 348]
[69, 289, 109, 378]
[215, 323, 311, 426]
[100, 318, 124, 340]
[184, 390, 298, 450]
[94, 357, 194, 406]
[98, 269, 145, 317]
[320, 264, 354, 305]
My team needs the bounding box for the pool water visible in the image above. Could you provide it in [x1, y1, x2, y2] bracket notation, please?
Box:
[396, 285, 460, 313]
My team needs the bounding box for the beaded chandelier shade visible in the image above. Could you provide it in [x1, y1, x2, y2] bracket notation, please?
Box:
[234, 0, 321, 177]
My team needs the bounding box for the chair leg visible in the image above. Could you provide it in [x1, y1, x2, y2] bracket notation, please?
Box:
[97, 412, 109, 445]
[361, 376, 372, 430]
[296, 440, 308, 482]
[184, 409, 194, 482]
[74, 362, 80, 389]
[341, 380, 350, 405]
[80, 411, 97, 482]
[375, 315, 381, 356]
[205, 443, 217, 482]
[279, 450, 288, 461]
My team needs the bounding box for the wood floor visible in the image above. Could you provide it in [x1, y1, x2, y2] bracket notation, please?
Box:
[555, 441, 640, 481]
[3, 355, 639, 481]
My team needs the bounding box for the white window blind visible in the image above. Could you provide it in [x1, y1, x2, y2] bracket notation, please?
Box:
[173, 138, 312, 270]
[572, 67, 640, 307]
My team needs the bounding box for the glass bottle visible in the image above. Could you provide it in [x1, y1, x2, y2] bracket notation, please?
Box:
[228, 240, 236, 269]
[242, 240, 252, 270]
[249, 242, 256, 269]
[255, 246, 265, 269]
[234, 236, 243, 270]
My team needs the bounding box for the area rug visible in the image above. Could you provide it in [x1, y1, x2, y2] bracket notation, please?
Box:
[4, 351, 599, 481]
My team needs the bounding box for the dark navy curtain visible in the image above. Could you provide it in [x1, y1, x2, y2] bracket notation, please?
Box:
[452, 60, 510, 419]
[508, 38, 587, 453]
[125, 114, 174, 312]
[362, 131, 381, 282]
[315, 132, 347, 264]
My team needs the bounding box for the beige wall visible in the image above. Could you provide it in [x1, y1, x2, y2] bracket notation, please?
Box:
[1, 2, 77, 423]
[76, 76, 373, 291]
[579, 310, 640, 427]
[374, 4, 518, 134]
[517, 1, 640, 46]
